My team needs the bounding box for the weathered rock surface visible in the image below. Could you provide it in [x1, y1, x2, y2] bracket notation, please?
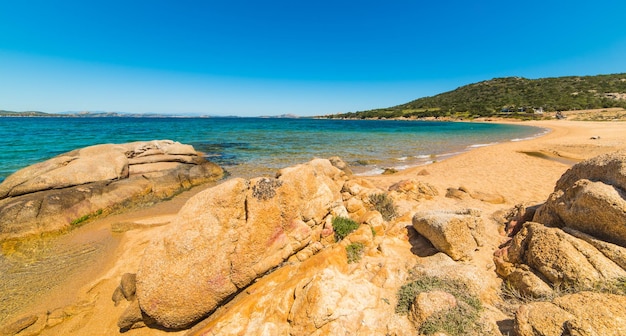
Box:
[412, 209, 484, 261]
[514, 292, 626, 336]
[496, 222, 626, 294]
[552, 149, 626, 193]
[533, 150, 626, 246]
[514, 301, 575, 336]
[185, 224, 416, 336]
[135, 159, 347, 329]
[534, 179, 626, 246]
[0, 140, 223, 241]
[388, 179, 439, 201]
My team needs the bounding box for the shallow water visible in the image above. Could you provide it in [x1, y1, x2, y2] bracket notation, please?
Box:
[0, 226, 119, 324]
[0, 117, 546, 181]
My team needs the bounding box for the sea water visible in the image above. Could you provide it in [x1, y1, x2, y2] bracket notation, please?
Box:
[0, 117, 545, 182]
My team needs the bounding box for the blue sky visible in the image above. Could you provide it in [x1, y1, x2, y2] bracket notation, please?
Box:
[1, 1, 625, 116]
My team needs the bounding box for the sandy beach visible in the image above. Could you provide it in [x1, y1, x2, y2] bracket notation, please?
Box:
[369, 119, 626, 205]
[3, 118, 626, 335]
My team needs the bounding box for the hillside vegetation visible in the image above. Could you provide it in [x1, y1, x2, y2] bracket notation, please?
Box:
[326, 73, 626, 119]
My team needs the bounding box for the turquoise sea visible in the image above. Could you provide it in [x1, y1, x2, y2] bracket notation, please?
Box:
[0, 117, 545, 182]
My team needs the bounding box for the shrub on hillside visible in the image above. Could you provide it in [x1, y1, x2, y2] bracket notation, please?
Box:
[369, 193, 397, 221]
[346, 242, 365, 263]
[396, 275, 483, 336]
[332, 216, 359, 241]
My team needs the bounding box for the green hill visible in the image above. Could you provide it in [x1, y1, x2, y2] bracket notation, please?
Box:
[326, 73, 626, 119]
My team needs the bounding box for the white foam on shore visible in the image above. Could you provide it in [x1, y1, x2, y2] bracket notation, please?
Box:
[394, 165, 411, 170]
[511, 128, 550, 142]
[359, 168, 386, 175]
[468, 142, 498, 148]
[355, 126, 551, 176]
[437, 151, 466, 158]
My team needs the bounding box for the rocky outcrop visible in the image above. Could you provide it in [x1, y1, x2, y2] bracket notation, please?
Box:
[515, 292, 626, 336]
[412, 209, 484, 261]
[551, 149, 626, 193]
[534, 179, 626, 246]
[533, 150, 626, 246]
[496, 222, 626, 296]
[0, 140, 223, 241]
[497, 151, 626, 297]
[135, 159, 347, 329]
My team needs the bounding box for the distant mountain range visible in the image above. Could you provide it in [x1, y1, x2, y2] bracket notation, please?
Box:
[325, 73, 626, 119]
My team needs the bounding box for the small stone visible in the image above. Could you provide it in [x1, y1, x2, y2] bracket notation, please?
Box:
[112, 286, 125, 306]
[409, 290, 457, 326]
[412, 211, 481, 261]
[120, 273, 137, 300]
[118, 300, 146, 331]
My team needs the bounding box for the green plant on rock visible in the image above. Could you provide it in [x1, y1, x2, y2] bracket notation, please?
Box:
[346, 242, 365, 263]
[332, 216, 360, 241]
[500, 277, 626, 309]
[70, 209, 103, 226]
[616, 277, 626, 294]
[396, 275, 483, 336]
[419, 302, 481, 336]
[369, 193, 397, 221]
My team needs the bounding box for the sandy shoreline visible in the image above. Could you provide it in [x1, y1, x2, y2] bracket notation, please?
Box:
[2, 118, 626, 334]
[368, 119, 626, 204]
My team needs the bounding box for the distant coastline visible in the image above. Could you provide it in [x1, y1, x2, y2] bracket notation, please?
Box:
[0, 110, 302, 119]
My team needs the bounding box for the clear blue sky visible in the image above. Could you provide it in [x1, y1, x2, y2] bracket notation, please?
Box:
[1, 0, 625, 116]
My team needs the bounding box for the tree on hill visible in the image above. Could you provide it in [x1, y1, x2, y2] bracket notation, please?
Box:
[326, 73, 626, 119]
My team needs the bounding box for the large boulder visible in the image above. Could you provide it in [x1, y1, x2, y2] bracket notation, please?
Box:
[0, 140, 223, 241]
[533, 150, 626, 247]
[412, 210, 484, 261]
[135, 159, 347, 329]
[534, 179, 626, 246]
[551, 149, 626, 193]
